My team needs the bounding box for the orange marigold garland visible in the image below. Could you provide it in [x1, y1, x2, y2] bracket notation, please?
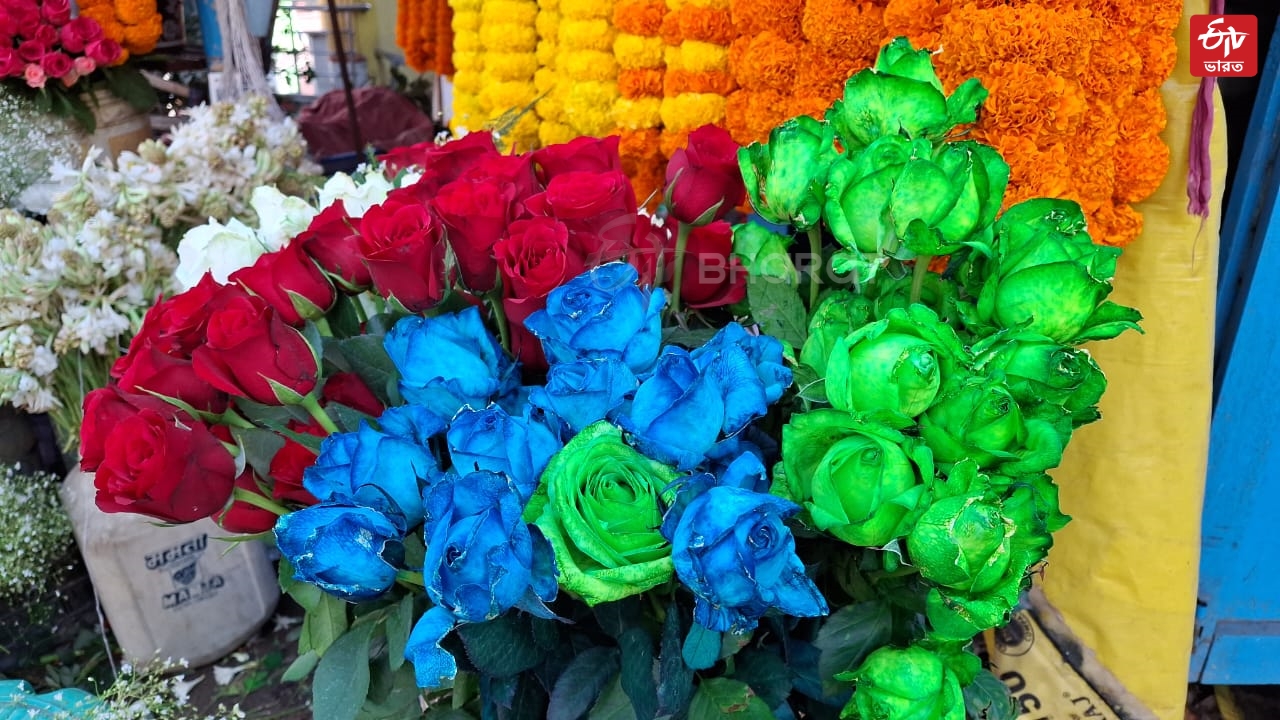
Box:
[614, 0, 668, 203]
[659, 0, 734, 158]
[78, 0, 162, 62]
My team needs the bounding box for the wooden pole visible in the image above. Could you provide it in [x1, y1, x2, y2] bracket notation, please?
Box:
[326, 0, 364, 154]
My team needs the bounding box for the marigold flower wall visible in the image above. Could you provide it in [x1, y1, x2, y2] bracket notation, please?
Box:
[428, 0, 1180, 246]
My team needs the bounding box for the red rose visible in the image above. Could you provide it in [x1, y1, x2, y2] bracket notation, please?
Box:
[532, 136, 622, 181]
[629, 214, 672, 287]
[40, 50, 71, 79]
[59, 17, 101, 53]
[299, 201, 370, 290]
[458, 153, 540, 201]
[90, 396, 237, 523]
[80, 386, 174, 472]
[213, 471, 281, 533]
[666, 125, 746, 225]
[268, 432, 321, 506]
[380, 132, 499, 192]
[41, 0, 70, 26]
[18, 39, 46, 63]
[322, 372, 384, 416]
[231, 241, 336, 326]
[192, 294, 319, 405]
[503, 296, 548, 370]
[433, 178, 517, 293]
[6, 2, 39, 30]
[84, 38, 120, 66]
[0, 14, 16, 44]
[358, 193, 449, 312]
[525, 170, 637, 263]
[0, 49, 23, 78]
[112, 273, 231, 386]
[494, 216, 585, 300]
[672, 221, 748, 309]
[115, 343, 228, 413]
[31, 22, 56, 45]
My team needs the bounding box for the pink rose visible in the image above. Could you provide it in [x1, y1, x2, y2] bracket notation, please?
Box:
[41, 0, 71, 26]
[73, 55, 96, 75]
[23, 62, 46, 88]
[18, 39, 47, 63]
[0, 49, 23, 78]
[41, 51, 72, 79]
[31, 23, 56, 46]
[59, 17, 102, 53]
[85, 38, 121, 66]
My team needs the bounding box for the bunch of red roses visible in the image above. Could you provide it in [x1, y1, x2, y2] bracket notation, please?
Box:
[0, 0, 122, 90]
[78, 125, 747, 531]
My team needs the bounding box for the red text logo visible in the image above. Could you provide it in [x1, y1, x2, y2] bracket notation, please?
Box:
[1190, 15, 1258, 77]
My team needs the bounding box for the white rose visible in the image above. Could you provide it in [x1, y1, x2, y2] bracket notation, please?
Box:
[318, 171, 392, 217]
[175, 218, 269, 290]
[249, 185, 318, 250]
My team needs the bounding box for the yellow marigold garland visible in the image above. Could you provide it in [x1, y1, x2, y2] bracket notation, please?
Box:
[658, 0, 733, 158]
[448, 0, 485, 134]
[77, 0, 162, 61]
[613, 0, 668, 203]
[555, 0, 619, 137]
[470, 0, 540, 150]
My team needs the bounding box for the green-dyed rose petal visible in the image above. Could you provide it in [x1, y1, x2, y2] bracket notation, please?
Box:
[838, 644, 966, 720]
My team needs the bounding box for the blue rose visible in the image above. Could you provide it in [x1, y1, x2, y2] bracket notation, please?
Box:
[523, 263, 666, 374]
[303, 422, 440, 528]
[615, 347, 724, 470]
[405, 470, 558, 688]
[377, 404, 448, 445]
[689, 323, 793, 435]
[383, 306, 520, 420]
[528, 358, 638, 433]
[446, 406, 562, 501]
[275, 504, 402, 602]
[662, 485, 828, 632]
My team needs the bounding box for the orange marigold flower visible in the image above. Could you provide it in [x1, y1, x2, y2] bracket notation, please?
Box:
[729, 31, 799, 92]
[936, 4, 1099, 79]
[729, 0, 803, 42]
[673, 6, 734, 45]
[974, 62, 1087, 139]
[1133, 31, 1177, 88]
[80, 6, 124, 42]
[724, 89, 792, 145]
[927, 255, 951, 274]
[801, 0, 883, 62]
[122, 14, 162, 54]
[1088, 202, 1143, 248]
[883, 0, 951, 50]
[1117, 89, 1165, 141]
[793, 45, 865, 104]
[1086, 0, 1180, 36]
[619, 68, 666, 97]
[1112, 133, 1170, 205]
[620, 128, 664, 158]
[660, 129, 691, 158]
[665, 69, 737, 95]
[115, 0, 156, 26]
[788, 95, 830, 121]
[1077, 39, 1142, 101]
[614, 0, 667, 34]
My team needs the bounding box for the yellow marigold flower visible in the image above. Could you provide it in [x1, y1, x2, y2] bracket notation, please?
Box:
[539, 0, 559, 9]
[537, 92, 565, 120]
[535, 66, 558, 93]
[665, 0, 684, 12]
[676, 41, 728, 72]
[453, 10, 481, 30]
[452, 0, 484, 11]
[663, 45, 683, 70]
[454, 31, 481, 52]
[683, 0, 728, 9]
[659, 93, 725, 132]
[481, 0, 538, 27]
[537, 40, 559, 66]
[614, 97, 663, 129]
[558, 20, 615, 52]
[479, 25, 538, 52]
[558, 50, 619, 81]
[559, 0, 613, 20]
[539, 122, 579, 146]
[453, 51, 483, 71]
[485, 52, 541, 81]
[614, 34, 665, 68]
[536, 10, 561, 38]
[565, 81, 620, 135]
[479, 80, 539, 112]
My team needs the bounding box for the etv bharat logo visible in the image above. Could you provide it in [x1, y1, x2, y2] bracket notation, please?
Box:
[1191, 15, 1258, 77]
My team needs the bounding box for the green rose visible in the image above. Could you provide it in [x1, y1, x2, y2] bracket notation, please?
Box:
[527, 421, 677, 605]
[919, 375, 1067, 474]
[907, 492, 1014, 594]
[974, 332, 1107, 427]
[867, 271, 961, 326]
[836, 644, 965, 720]
[993, 472, 1071, 566]
[738, 115, 837, 230]
[778, 409, 932, 546]
[825, 304, 970, 420]
[799, 291, 873, 377]
[970, 198, 1142, 343]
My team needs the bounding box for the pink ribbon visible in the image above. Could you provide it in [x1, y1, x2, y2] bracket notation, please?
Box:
[1188, 0, 1226, 217]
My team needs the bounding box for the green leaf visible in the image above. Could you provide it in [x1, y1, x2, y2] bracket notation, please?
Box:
[334, 335, 401, 405]
[313, 621, 376, 720]
[279, 559, 322, 611]
[618, 627, 657, 720]
[63, 92, 96, 133]
[387, 594, 415, 672]
[1072, 301, 1143, 343]
[102, 65, 159, 110]
[719, 631, 752, 660]
[687, 678, 773, 720]
[456, 613, 541, 677]
[329, 293, 366, 338]
[588, 676, 638, 720]
[792, 363, 828, 405]
[657, 602, 694, 719]
[282, 651, 320, 683]
[358, 662, 423, 719]
[731, 649, 791, 709]
[594, 597, 643, 639]
[328, 401, 378, 433]
[814, 602, 892, 696]
[548, 647, 621, 720]
[531, 616, 560, 650]
[962, 669, 1017, 720]
[306, 593, 352, 657]
[747, 273, 808, 350]
[661, 326, 720, 350]
[234, 397, 309, 428]
[233, 427, 287, 478]
[682, 623, 720, 671]
[425, 711, 476, 720]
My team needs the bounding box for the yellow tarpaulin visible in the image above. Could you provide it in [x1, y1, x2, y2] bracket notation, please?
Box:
[1038, 1, 1224, 718]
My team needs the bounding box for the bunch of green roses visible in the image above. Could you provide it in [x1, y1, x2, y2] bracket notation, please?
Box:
[730, 38, 1141, 720]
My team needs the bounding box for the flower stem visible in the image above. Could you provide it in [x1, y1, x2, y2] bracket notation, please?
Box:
[910, 255, 933, 306]
[233, 486, 290, 516]
[298, 393, 341, 434]
[669, 221, 693, 316]
[219, 407, 256, 429]
[314, 317, 334, 336]
[395, 569, 425, 587]
[486, 289, 511, 355]
[806, 226, 822, 308]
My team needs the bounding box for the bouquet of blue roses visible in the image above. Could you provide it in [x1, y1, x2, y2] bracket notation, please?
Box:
[78, 37, 1138, 720]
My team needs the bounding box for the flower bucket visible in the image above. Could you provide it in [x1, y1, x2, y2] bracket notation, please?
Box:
[59, 468, 280, 667]
[85, 89, 151, 159]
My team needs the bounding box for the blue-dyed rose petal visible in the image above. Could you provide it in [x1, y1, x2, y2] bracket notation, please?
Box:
[275, 504, 401, 602]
